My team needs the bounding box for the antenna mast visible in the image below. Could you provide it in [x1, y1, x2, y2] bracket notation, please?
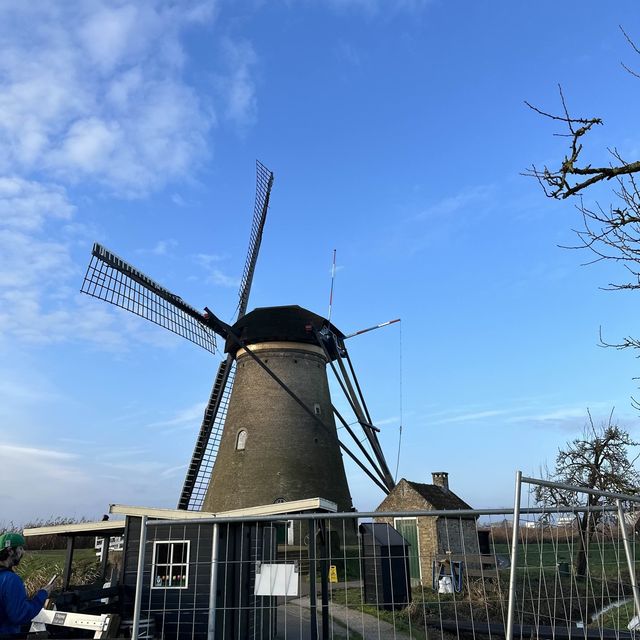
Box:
[327, 249, 337, 325]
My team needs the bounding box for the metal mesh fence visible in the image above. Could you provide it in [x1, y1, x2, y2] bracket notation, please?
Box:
[126, 480, 640, 639]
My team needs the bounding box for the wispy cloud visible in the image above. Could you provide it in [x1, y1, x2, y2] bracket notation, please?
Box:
[148, 401, 206, 432]
[414, 185, 496, 221]
[429, 408, 515, 426]
[421, 401, 622, 431]
[0, 2, 215, 194]
[219, 38, 258, 128]
[325, 0, 432, 14]
[0, 444, 77, 461]
[194, 253, 240, 288]
[0, 2, 226, 350]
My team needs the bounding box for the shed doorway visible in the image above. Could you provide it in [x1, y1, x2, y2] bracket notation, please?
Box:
[394, 517, 421, 586]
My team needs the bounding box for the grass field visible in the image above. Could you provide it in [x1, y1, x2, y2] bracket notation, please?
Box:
[16, 548, 101, 596]
[328, 539, 639, 636]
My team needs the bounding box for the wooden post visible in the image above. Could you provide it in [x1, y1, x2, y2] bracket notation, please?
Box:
[99, 536, 110, 581]
[62, 536, 75, 591]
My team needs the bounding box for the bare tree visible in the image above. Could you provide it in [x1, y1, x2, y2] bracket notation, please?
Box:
[525, 28, 640, 301]
[534, 411, 640, 576]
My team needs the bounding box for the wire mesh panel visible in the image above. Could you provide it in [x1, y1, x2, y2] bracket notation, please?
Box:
[81, 243, 217, 354]
[126, 494, 640, 640]
[513, 477, 640, 640]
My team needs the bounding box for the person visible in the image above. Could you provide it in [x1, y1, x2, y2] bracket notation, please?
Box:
[0, 532, 55, 637]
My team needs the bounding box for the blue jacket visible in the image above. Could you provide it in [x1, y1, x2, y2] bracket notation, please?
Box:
[0, 568, 47, 635]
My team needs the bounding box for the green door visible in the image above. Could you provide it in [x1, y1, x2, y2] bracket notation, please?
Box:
[395, 518, 421, 586]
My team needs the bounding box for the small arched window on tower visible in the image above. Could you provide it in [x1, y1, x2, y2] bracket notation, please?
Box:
[236, 430, 248, 451]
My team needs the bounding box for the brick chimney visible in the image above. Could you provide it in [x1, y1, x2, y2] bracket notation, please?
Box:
[432, 471, 449, 491]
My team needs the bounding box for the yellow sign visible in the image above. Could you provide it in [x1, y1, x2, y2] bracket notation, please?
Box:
[329, 565, 338, 583]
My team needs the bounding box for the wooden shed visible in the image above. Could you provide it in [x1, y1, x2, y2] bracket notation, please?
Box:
[25, 497, 337, 640]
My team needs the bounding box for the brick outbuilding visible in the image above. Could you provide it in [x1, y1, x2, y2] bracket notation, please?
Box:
[375, 472, 479, 586]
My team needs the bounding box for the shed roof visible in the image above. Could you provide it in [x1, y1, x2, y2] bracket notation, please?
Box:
[110, 496, 337, 520]
[23, 520, 125, 537]
[359, 522, 408, 547]
[406, 480, 472, 510]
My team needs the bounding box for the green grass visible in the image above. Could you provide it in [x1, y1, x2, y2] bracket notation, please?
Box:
[493, 541, 635, 582]
[329, 586, 465, 639]
[591, 599, 635, 630]
[16, 549, 101, 596]
[330, 559, 635, 637]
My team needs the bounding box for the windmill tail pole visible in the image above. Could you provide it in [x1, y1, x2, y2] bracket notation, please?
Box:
[344, 318, 400, 340]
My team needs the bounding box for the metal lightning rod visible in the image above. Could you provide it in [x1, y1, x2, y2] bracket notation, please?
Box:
[327, 249, 337, 326]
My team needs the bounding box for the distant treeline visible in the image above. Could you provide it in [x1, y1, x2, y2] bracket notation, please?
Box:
[1, 517, 97, 550]
[484, 523, 637, 545]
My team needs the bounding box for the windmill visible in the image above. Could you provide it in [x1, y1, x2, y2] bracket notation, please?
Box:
[80, 161, 395, 513]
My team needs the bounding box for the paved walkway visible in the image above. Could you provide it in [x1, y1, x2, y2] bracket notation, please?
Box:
[277, 596, 414, 639]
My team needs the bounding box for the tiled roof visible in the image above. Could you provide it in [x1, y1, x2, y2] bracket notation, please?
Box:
[406, 481, 473, 511]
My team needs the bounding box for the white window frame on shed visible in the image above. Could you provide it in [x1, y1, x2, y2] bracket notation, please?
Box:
[151, 539, 190, 589]
[394, 516, 423, 583]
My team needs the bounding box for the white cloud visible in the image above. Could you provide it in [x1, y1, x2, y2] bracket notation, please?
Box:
[415, 184, 496, 221]
[219, 38, 258, 127]
[0, 1, 215, 194]
[429, 408, 515, 426]
[0, 1, 231, 349]
[194, 253, 240, 288]
[207, 269, 241, 288]
[0, 177, 75, 231]
[148, 401, 207, 432]
[325, 0, 431, 14]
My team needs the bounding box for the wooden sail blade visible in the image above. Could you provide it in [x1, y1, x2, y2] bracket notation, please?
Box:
[236, 160, 274, 318]
[81, 243, 219, 354]
[178, 355, 236, 510]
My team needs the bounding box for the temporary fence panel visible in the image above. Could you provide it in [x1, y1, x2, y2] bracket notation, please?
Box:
[120, 484, 640, 639]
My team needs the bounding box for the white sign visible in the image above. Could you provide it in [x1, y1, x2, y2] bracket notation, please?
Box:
[254, 563, 299, 596]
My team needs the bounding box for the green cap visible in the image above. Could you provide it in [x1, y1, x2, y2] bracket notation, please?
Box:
[0, 533, 26, 550]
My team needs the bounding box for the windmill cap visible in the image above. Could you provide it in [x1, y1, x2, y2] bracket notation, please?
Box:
[0, 532, 26, 550]
[227, 305, 345, 359]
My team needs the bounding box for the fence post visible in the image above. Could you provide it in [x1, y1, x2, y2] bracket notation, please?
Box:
[506, 471, 522, 640]
[617, 500, 640, 622]
[131, 515, 148, 640]
[207, 523, 220, 640]
[308, 519, 318, 640]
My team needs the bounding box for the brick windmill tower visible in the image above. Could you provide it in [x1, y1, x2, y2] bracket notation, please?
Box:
[81, 162, 395, 513]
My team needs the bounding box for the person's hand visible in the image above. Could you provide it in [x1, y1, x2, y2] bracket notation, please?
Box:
[43, 574, 58, 596]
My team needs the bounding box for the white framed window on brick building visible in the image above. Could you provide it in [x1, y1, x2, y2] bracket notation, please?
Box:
[152, 540, 190, 589]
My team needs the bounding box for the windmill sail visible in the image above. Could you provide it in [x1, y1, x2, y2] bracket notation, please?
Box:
[177, 161, 274, 509]
[237, 160, 274, 317]
[81, 243, 218, 354]
[178, 356, 236, 510]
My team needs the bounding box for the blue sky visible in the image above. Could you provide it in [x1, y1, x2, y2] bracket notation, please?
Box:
[2, 0, 640, 524]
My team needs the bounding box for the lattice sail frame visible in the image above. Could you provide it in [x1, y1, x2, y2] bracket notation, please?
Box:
[179, 161, 275, 509]
[81, 243, 217, 354]
[236, 160, 274, 317]
[184, 360, 236, 511]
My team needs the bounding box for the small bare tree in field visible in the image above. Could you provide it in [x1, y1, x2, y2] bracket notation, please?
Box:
[534, 411, 640, 577]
